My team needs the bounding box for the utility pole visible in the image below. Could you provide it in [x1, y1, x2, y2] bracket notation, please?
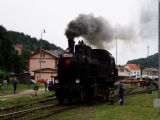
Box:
[39, 29, 45, 80]
[147, 45, 149, 57]
[152, 0, 160, 108]
[116, 36, 117, 65]
[158, 0, 160, 98]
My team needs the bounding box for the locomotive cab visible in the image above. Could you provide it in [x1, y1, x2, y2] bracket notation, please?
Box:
[75, 40, 91, 57]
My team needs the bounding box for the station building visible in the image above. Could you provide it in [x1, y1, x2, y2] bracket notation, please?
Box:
[142, 68, 158, 79]
[29, 49, 62, 81]
[117, 65, 130, 80]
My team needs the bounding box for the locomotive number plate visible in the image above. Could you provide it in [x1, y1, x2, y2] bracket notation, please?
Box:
[63, 53, 73, 57]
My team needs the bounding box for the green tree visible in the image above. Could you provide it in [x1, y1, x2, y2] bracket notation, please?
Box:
[0, 26, 25, 74]
[0, 26, 14, 71]
[20, 49, 32, 70]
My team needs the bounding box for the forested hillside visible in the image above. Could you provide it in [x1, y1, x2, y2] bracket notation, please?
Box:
[8, 31, 61, 51]
[127, 53, 158, 69]
[0, 25, 24, 81]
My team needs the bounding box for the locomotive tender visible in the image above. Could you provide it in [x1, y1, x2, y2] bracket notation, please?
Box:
[54, 38, 118, 104]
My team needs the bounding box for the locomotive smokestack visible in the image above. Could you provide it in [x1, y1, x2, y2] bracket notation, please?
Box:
[65, 31, 75, 53]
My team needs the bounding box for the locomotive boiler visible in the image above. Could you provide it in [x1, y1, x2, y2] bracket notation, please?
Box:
[54, 38, 118, 104]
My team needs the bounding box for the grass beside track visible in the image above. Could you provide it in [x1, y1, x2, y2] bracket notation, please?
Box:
[0, 83, 44, 95]
[47, 93, 160, 120]
[0, 91, 54, 107]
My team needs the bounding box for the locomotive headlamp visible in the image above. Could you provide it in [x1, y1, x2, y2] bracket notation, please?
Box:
[54, 79, 59, 84]
[75, 79, 80, 83]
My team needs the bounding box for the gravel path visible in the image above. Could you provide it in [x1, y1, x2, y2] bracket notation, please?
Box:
[0, 88, 46, 99]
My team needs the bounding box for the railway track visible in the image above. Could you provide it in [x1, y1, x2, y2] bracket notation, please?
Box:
[113, 89, 147, 101]
[30, 90, 147, 120]
[0, 90, 147, 120]
[0, 97, 58, 120]
[125, 89, 147, 95]
[0, 97, 56, 113]
[0, 104, 57, 120]
[30, 105, 80, 120]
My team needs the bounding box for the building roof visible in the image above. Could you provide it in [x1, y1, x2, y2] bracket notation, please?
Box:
[44, 50, 64, 58]
[32, 68, 57, 72]
[127, 64, 140, 70]
[143, 68, 158, 72]
[117, 65, 130, 72]
[13, 44, 24, 50]
[29, 49, 64, 58]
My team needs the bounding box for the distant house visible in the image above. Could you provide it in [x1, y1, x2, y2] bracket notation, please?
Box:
[126, 64, 141, 78]
[142, 68, 158, 79]
[117, 65, 130, 80]
[13, 44, 24, 55]
[29, 49, 62, 81]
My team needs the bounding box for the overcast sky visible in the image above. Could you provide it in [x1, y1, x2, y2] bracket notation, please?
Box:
[0, 0, 158, 65]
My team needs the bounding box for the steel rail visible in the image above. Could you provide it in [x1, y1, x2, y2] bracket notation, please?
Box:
[0, 97, 56, 112]
[0, 103, 58, 120]
[30, 105, 80, 120]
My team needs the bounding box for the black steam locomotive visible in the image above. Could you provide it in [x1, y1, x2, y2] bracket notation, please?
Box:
[54, 39, 118, 104]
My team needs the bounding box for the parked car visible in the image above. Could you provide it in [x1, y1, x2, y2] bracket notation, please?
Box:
[30, 79, 37, 84]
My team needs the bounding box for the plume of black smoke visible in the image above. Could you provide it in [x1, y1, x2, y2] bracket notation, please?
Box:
[116, 25, 135, 40]
[65, 14, 135, 49]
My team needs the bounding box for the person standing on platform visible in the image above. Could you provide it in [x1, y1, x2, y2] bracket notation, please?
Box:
[109, 87, 115, 105]
[12, 78, 17, 94]
[119, 83, 125, 105]
[44, 79, 48, 91]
